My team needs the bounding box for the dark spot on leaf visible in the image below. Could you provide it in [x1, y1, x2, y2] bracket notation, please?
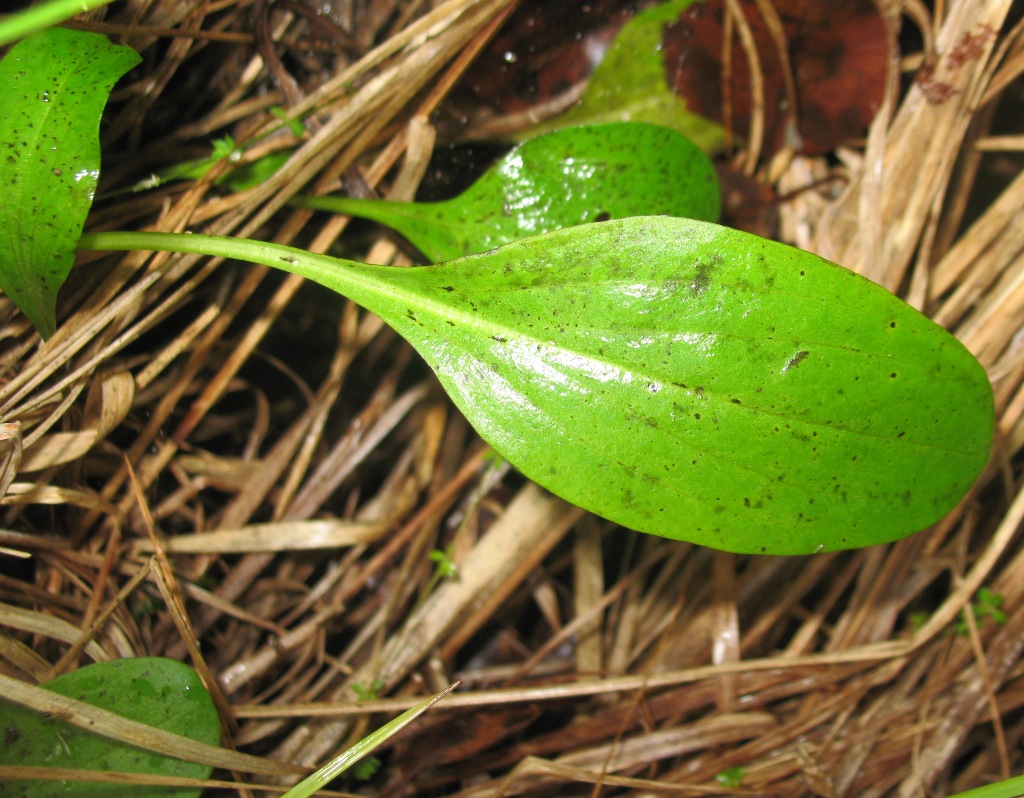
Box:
[594, 211, 610, 222]
[690, 255, 721, 296]
[782, 350, 809, 373]
[442, 285, 454, 292]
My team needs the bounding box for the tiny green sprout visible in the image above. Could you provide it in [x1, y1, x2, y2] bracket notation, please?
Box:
[716, 766, 746, 788]
[210, 134, 238, 161]
[429, 545, 458, 580]
[351, 755, 383, 781]
[955, 587, 1007, 637]
[909, 610, 930, 632]
[351, 678, 385, 701]
[270, 105, 307, 137]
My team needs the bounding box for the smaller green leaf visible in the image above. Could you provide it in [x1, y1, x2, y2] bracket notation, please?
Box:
[350, 755, 382, 781]
[0, 657, 220, 798]
[521, 0, 724, 152]
[0, 27, 139, 337]
[292, 122, 720, 261]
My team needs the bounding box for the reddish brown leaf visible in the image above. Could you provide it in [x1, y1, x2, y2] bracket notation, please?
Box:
[664, 0, 886, 155]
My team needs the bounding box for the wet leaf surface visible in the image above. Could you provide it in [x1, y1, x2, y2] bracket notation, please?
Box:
[83, 217, 994, 555]
[293, 122, 720, 261]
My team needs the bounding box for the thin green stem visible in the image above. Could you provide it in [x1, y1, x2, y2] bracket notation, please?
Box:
[77, 229, 386, 309]
[0, 0, 115, 47]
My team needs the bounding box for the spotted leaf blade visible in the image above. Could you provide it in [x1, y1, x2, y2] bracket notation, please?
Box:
[311, 217, 992, 554]
[0, 28, 139, 337]
[80, 218, 993, 555]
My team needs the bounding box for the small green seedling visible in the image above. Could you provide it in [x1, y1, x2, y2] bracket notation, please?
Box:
[350, 755, 383, 781]
[0, 658, 219, 798]
[351, 679, 385, 702]
[119, 106, 307, 196]
[715, 766, 746, 788]
[955, 587, 1007, 636]
[293, 122, 720, 261]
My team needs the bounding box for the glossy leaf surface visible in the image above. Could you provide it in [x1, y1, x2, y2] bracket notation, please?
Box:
[0, 28, 139, 337]
[293, 122, 720, 261]
[0, 657, 219, 797]
[83, 218, 993, 554]
[341, 219, 991, 554]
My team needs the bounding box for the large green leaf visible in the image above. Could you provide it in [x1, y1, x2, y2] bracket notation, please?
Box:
[0, 657, 219, 798]
[80, 218, 994, 554]
[293, 122, 720, 261]
[0, 27, 139, 337]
